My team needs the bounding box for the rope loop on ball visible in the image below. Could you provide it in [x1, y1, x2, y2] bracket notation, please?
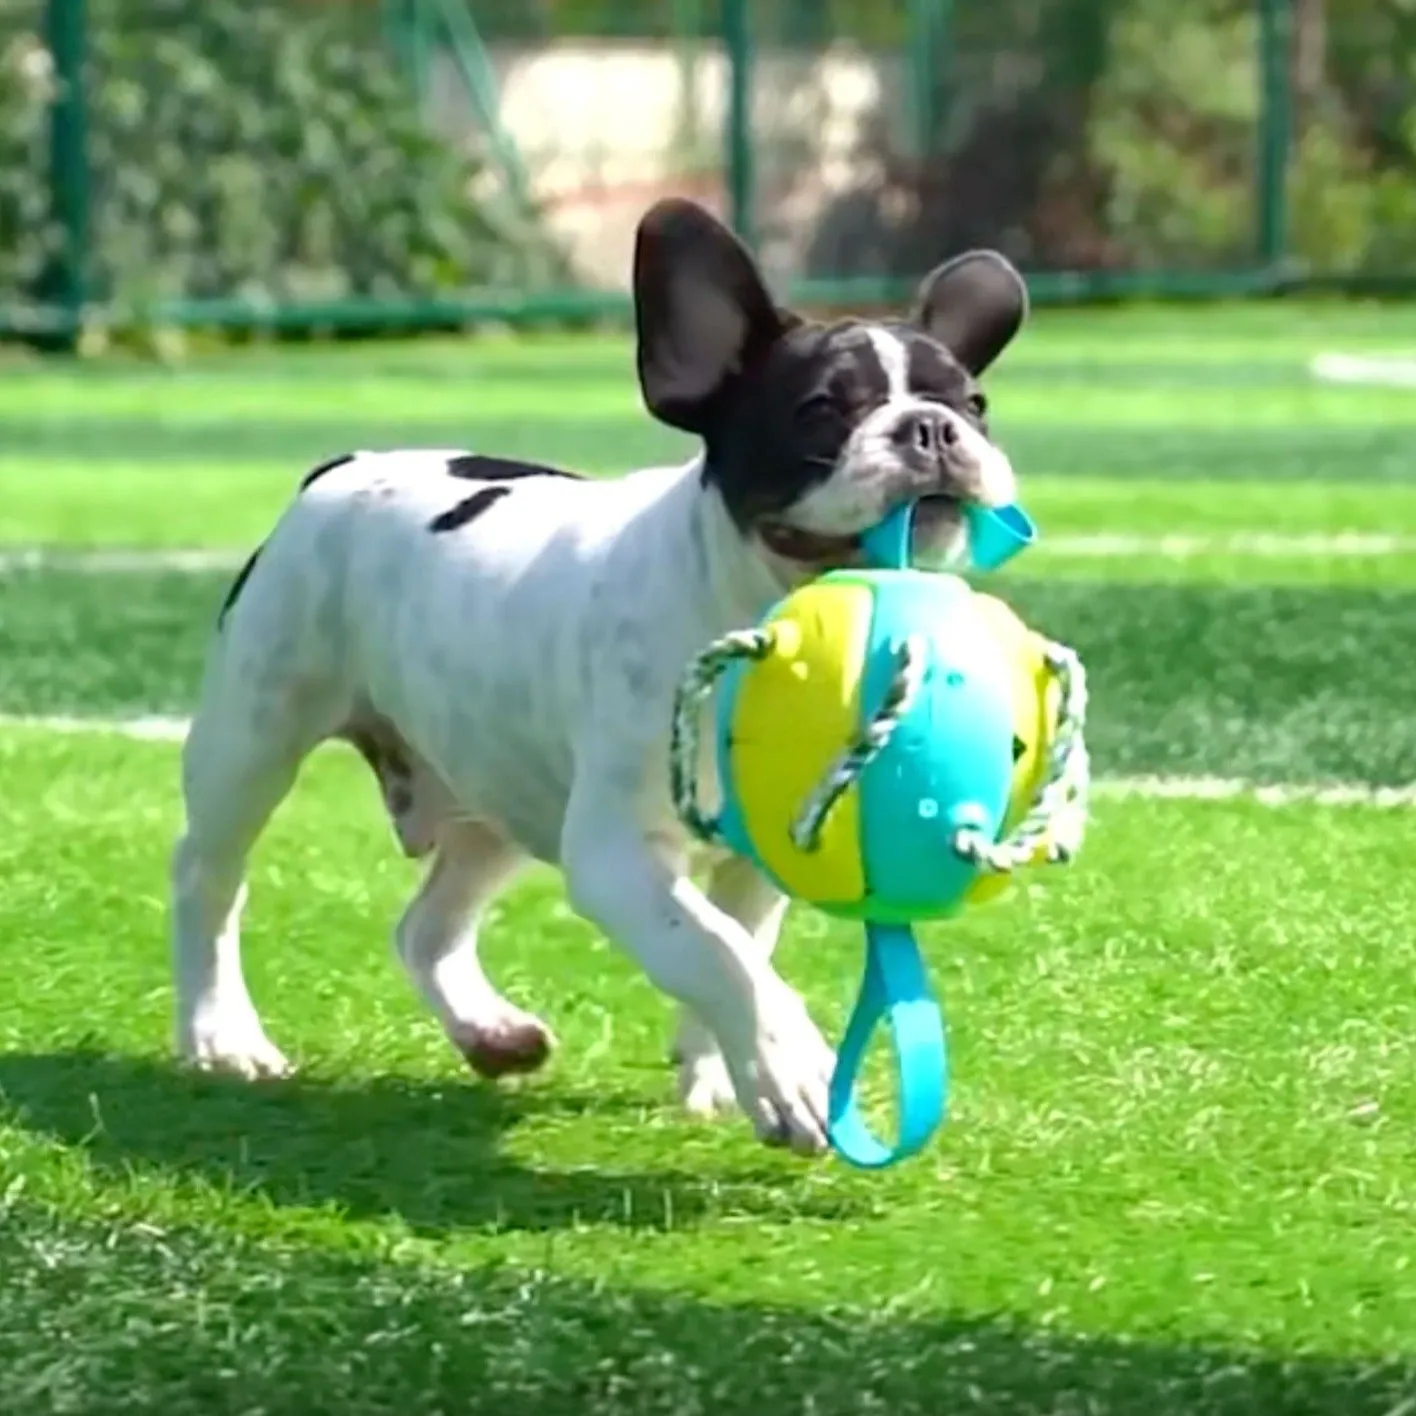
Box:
[790, 635, 927, 853]
[670, 626, 776, 845]
[952, 639, 1091, 874]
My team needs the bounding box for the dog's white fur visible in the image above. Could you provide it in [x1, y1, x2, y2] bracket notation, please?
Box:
[173, 450, 824, 1143]
[171, 204, 1023, 1154]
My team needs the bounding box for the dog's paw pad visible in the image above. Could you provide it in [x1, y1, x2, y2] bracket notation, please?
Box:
[453, 1015, 556, 1079]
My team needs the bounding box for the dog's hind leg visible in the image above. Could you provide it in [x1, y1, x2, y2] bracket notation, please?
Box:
[171, 722, 309, 1078]
[394, 820, 555, 1079]
[672, 854, 788, 1117]
[171, 633, 343, 1079]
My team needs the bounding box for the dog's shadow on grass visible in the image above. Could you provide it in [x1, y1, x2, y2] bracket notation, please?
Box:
[0, 1048, 854, 1234]
[6, 1193, 1412, 1416]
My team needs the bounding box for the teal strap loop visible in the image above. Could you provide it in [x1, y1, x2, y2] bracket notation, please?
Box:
[826, 921, 948, 1169]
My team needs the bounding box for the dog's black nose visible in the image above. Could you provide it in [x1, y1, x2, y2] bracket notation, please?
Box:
[895, 408, 959, 457]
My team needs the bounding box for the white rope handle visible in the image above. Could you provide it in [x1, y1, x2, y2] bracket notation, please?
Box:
[669, 626, 775, 845]
[952, 640, 1091, 873]
[790, 636, 926, 851]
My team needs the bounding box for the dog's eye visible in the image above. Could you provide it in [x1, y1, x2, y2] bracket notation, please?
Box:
[795, 393, 842, 429]
[968, 392, 988, 419]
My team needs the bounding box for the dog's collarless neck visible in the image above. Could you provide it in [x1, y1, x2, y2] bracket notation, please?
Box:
[692, 462, 786, 625]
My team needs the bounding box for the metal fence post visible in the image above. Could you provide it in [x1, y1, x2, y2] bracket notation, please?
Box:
[1257, 0, 1293, 269]
[907, 0, 951, 161]
[723, 0, 754, 250]
[385, 0, 432, 106]
[43, 0, 88, 346]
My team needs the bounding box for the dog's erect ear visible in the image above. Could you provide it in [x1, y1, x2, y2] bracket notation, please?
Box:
[912, 251, 1028, 377]
[633, 199, 785, 435]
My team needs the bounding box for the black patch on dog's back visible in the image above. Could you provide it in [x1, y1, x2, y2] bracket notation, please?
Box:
[217, 545, 262, 628]
[446, 453, 583, 482]
[428, 484, 512, 533]
[299, 452, 357, 492]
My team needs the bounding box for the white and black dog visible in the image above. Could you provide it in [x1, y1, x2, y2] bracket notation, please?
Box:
[170, 199, 1027, 1155]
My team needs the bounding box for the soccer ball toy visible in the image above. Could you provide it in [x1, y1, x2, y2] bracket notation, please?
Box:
[669, 501, 1090, 1169]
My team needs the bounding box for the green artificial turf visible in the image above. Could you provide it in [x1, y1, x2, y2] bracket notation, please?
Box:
[0, 729, 1413, 1414]
[2, 468, 1415, 583]
[0, 303, 1413, 1413]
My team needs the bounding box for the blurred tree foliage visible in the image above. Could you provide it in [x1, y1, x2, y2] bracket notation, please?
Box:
[1092, 0, 1416, 273]
[792, 0, 1416, 277]
[0, 0, 564, 318]
[464, 0, 1416, 277]
[1, 0, 1414, 317]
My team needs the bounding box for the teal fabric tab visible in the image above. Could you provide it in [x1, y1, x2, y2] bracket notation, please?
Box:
[859, 500, 1037, 574]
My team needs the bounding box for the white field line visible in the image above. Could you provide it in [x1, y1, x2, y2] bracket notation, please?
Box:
[1035, 531, 1416, 558]
[4, 712, 1414, 810]
[0, 547, 247, 573]
[1094, 774, 1416, 809]
[3, 712, 192, 741]
[1310, 350, 1416, 388]
[1, 534, 1414, 576]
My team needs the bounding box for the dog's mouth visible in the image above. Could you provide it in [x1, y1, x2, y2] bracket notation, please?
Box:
[758, 495, 965, 570]
[909, 495, 970, 569]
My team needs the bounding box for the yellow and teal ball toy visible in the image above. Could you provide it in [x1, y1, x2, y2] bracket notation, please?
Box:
[670, 502, 1090, 1168]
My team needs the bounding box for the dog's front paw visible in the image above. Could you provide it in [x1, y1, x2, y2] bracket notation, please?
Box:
[733, 983, 835, 1155]
[179, 1012, 293, 1081]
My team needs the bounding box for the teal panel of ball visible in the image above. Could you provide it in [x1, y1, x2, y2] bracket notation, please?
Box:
[857, 571, 1016, 920]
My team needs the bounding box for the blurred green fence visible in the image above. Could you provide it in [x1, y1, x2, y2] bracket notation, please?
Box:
[1, 0, 1414, 344]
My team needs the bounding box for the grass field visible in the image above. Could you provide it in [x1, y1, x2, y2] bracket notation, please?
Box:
[0, 303, 1414, 1415]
